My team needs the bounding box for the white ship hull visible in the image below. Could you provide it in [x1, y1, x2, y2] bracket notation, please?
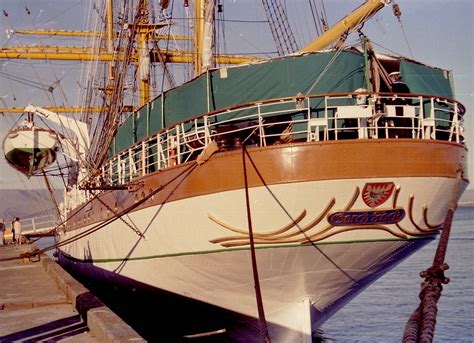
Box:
[58, 156, 468, 341]
[60, 234, 430, 341]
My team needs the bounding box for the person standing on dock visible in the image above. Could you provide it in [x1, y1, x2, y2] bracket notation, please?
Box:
[12, 217, 22, 245]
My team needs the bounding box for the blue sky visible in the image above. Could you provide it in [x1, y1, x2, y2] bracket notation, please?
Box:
[0, 0, 472, 192]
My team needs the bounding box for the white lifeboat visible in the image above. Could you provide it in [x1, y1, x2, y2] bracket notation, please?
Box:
[3, 121, 60, 177]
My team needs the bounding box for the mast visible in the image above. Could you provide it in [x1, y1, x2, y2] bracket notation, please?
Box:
[194, 0, 204, 75]
[0, 1, 390, 115]
[137, 0, 151, 106]
[201, 0, 216, 71]
[106, 0, 115, 88]
[106, 0, 114, 53]
[0, 106, 111, 114]
[299, 0, 389, 53]
[0, 0, 254, 114]
[0, 46, 252, 64]
[194, 0, 217, 76]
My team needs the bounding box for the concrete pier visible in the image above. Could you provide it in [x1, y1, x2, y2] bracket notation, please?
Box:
[0, 243, 145, 342]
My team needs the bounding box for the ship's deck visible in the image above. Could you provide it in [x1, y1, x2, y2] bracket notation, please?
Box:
[100, 92, 465, 187]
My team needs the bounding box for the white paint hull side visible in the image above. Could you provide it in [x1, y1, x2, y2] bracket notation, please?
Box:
[58, 176, 465, 341]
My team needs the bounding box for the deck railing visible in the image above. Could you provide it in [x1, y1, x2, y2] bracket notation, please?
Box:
[100, 92, 465, 186]
[18, 214, 57, 235]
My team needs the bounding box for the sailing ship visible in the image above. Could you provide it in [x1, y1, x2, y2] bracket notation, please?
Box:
[1, 0, 469, 341]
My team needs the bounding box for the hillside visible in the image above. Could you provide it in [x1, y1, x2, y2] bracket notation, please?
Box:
[459, 188, 474, 206]
[0, 189, 63, 221]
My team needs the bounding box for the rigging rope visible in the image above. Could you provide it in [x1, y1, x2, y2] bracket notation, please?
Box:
[304, 44, 345, 95]
[319, 0, 329, 31]
[21, 4, 83, 113]
[0, 71, 56, 92]
[215, 0, 228, 64]
[95, 194, 146, 238]
[305, 4, 375, 95]
[42, 171, 62, 221]
[260, 0, 298, 56]
[1, 161, 199, 263]
[157, 1, 176, 90]
[91, 1, 144, 169]
[308, 0, 321, 37]
[392, 1, 414, 59]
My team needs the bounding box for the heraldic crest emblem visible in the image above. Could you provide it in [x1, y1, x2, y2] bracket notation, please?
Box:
[362, 182, 395, 208]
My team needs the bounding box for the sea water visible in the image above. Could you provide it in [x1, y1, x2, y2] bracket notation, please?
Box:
[321, 206, 474, 342]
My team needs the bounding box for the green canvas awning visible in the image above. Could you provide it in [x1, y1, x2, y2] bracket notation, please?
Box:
[112, 50, 367, 155]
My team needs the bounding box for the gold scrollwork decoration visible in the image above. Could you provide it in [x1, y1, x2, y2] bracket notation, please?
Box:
[209, 183, 442, 248]
[209, 187, 361, 247]
[392, 186, 440, 236]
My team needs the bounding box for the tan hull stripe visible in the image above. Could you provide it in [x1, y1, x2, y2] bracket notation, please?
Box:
[69, 140, 467, 225]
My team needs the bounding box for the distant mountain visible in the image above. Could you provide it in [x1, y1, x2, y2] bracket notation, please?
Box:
[0, 189, 63, 221]
[459, 188, 474, 206]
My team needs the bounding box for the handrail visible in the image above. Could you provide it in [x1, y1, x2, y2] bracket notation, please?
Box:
[123, 91, 465, 156]
[99, 92, 465, 187]
[16, 214, 57, 234]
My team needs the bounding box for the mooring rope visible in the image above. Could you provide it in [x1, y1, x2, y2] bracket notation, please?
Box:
[402, 176, 462, 342]
[242, 145, 271, 343]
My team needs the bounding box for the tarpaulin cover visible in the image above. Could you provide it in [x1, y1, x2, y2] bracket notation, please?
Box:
[114, 115, 135, 153]
[400, 60, 455, 127]
[400, 60, 453, 98]
[112, 50, 366, 154]
[112, 52, 456, 155]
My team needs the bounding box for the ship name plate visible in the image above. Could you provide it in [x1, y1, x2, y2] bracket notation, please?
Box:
[328, 208, 406, 226]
